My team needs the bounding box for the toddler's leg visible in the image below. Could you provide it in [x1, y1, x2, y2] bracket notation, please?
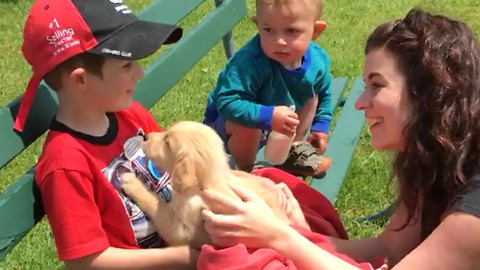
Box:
[273, 94, 331, 177]
[295, 94, 319, 142]
[225, 120, 262, 172]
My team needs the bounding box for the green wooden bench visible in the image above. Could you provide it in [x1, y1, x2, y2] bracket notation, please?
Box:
[0, 0, 369, 265]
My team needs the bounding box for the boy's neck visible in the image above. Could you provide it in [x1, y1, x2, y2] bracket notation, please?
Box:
[55, 98, 110, 137]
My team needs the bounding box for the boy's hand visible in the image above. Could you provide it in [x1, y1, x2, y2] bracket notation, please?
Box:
[306, 131, 328, 154]
[271, 106, 299, 137]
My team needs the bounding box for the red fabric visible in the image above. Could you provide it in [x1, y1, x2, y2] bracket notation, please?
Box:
[252, 168, 348, 239]
[36, 102, 162, 260]
[197, 168, 373, 270]
[199, 226, 373, 270]
[255, 168, 387, 269]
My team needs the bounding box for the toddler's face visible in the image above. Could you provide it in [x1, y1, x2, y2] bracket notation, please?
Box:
[255, 2, 317, 69]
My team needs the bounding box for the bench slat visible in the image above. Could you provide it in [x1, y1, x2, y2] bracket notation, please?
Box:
[309, 77, 366, 204]
[330, 77, 348, 110]
[134, 0, 247, 109]
[0, 84, 58, 169]
[0, 169, 43, 261]
[138, 0, 205, 25]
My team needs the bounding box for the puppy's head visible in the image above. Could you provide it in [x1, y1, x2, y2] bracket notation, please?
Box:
[142, 121, 228, 192]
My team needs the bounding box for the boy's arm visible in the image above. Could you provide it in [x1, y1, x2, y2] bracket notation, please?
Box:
[311, 53, 333, 134]
[65, 246, 198, 270]
[215, 52, 274, 130]
[40, 170, 196, 269]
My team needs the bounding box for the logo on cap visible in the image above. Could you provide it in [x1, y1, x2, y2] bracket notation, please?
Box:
[45, 18, 81, 56]
[109, 0, 131, 14]
[101, 48, 132, 58]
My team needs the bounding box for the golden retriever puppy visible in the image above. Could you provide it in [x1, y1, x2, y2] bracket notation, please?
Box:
[121, 121, 309, 249]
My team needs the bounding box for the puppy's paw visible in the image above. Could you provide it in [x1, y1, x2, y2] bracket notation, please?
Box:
[121, 173, 147, 197]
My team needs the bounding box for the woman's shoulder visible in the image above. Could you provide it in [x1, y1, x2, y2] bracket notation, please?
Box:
[447, 172, 480, 218]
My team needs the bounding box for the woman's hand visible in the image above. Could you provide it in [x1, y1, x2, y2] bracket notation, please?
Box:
[200, 182, 290, 249]
[276, 182, 310, 231]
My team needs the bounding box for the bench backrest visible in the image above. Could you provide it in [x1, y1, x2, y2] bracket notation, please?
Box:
[0, 0, 247, 261]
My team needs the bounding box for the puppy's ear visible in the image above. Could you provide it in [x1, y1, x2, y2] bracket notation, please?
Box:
[170, 137, 198, 192]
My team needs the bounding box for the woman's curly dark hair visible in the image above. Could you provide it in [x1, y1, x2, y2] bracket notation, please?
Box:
[365, 8, 480, 239]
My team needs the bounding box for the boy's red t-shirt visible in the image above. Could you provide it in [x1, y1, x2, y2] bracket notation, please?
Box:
[35, 101, 172, 261]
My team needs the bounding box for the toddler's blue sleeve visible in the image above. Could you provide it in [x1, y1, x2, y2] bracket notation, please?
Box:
[214, 52, 274, 130]
[311, 51, 333, 133]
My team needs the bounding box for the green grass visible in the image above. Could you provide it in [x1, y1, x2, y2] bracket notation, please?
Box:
[1, 0, 480, 268]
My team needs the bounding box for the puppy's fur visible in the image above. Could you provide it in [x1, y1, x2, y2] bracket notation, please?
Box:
[121, 121, 308, 248]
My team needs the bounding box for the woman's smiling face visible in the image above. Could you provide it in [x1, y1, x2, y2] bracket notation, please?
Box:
[355, 47, 413, 151]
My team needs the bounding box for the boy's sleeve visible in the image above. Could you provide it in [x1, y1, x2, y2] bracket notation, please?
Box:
[311, 52, 333, 134]
[215, 52, 274, 130]
[40, 170, 110, 261]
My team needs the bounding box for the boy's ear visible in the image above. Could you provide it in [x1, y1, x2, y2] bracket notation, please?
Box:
[68, 67, 88, 91]
[312, 20, 327, 40]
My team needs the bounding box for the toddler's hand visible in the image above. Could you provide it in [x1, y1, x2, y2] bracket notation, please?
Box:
[307, 131, 328, 154]
[271, 106, 299, 137]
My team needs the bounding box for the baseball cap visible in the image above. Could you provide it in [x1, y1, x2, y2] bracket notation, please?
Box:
[14, 0, 183, 132]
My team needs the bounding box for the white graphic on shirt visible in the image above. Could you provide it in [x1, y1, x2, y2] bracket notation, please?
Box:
[102, 129, 172, 248]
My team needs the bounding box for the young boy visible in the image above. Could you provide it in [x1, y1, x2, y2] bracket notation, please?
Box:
[14, 0, 197, 268]
[203, 0, 333, 175]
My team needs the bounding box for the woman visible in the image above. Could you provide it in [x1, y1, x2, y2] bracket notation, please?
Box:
[200, 8, 480, 270]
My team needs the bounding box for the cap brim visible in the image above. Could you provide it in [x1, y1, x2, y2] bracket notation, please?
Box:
[89, 20, 182, 60]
